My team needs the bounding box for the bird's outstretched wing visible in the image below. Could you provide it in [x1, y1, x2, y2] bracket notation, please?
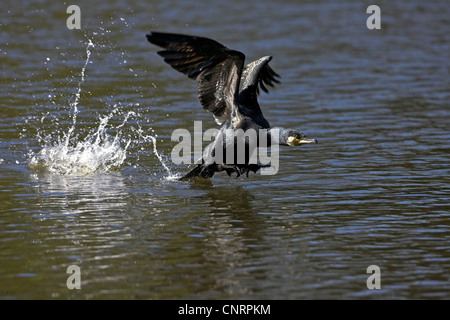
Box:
[238, 56, 280, 103]
[146, 32, 245, 125]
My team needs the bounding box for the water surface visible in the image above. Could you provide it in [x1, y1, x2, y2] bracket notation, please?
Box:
[0, 0, 449, 299]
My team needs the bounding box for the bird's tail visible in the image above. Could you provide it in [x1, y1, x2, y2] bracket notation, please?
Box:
[179, 163, 266, 181]
[179, 164, 215, 181]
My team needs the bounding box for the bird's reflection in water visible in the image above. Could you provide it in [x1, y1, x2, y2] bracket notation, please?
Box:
[188, 180, 272, 297]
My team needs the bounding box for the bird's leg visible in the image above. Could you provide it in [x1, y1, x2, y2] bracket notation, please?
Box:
[223, 165, 239, 178]
[235, 167, 242, 178]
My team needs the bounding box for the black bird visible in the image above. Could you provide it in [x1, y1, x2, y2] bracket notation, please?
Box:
[146, 32, 317, 180]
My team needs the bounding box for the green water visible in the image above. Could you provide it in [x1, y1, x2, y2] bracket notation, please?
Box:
[0, 0, 449, 299]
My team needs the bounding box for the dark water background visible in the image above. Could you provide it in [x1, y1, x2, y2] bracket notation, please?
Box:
[0, 0, 449, 299]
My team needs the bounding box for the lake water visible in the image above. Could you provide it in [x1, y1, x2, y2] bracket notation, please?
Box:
[1, 0, 449, 299]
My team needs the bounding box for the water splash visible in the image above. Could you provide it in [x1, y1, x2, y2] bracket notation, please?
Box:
[28, 38, 174, 178]
[151, 137, 180, 181]
[29, 108, 133, 176]
[65, 38, 94, 151]
[131, 128, 179, 180]
[28, 38, 124, 176]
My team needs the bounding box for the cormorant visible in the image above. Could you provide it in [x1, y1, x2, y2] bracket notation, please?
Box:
[146, 32, 317, 180]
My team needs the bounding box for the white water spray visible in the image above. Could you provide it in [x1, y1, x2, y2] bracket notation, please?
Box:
[65, 38, 94, 150]
[129, 126, 178, 180]
[28, 38, 174, 178]
[29, 107, 133, 176]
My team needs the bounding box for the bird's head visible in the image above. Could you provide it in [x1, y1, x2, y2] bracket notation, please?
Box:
[280, 129, 318, 146]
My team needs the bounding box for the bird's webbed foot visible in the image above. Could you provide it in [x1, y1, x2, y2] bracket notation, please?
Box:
[225, 166, 242, 178]
[244, 164, 263, 177]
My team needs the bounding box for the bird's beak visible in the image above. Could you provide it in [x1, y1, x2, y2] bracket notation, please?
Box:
[298, 137, 318, 145]
[287, 136, 318, 146]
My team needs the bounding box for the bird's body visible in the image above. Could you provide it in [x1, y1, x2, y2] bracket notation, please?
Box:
[146, 32, 317, 180]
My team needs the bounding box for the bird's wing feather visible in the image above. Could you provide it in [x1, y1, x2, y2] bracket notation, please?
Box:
[146, 32, 245, 125]
[238, 56, 280, 101]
